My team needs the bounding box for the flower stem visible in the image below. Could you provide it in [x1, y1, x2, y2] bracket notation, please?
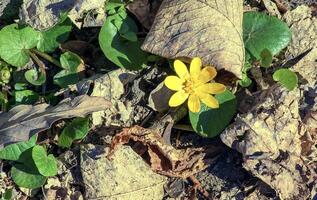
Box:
[30, 49, 62, 68]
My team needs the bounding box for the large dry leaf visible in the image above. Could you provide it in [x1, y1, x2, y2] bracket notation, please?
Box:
[0, 95, 111, 149]
[221, 85, 315, 200]
[284, 6, 317, 59]
[142, 0, 244, 78]
[80, 144, 166, 199]
[110, 126, 222, 179]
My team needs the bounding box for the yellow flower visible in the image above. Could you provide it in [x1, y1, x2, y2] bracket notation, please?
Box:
[164, 57, 226, 113]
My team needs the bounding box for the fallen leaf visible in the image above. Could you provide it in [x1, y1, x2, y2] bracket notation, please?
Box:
[68, 0, 107, 28]
[0, 95, 111, 149]
[91, 68, 163, 127]
[221, 85, 315, 199]
[110, 126, 222, 179]
[127, 0, 163, 29]
[292, 48, 317, 87]
[284, 5, 317, 58]
[20, 0, 106, 30]
[80, 144, 167, 199]
[141, 0, 244, 78]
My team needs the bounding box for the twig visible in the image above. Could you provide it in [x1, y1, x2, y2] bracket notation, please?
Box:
[30, 48, 62, 68]
[189, 175, 210, 199]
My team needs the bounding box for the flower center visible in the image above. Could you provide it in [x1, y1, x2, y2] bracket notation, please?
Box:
[183, 79, 196, 94]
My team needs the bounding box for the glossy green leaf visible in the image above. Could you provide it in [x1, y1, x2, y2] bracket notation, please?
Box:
[37, 18, 72, 53]
[189, 90, 237, 138]
[14, 90, 39, 104]
[11, 148, 46, 189]
[99, 9, 147, 70]
[11, 165, 46, 189]
[0, 24, 39, 67]
[243, 12, 291, 60]
[0, 135, 37, 161]
[273, 68, 298, 91]
[24, 69, 46, 86]
[53, 70, 79, 88]
[58, 117, 89, 148]
[32, 145, 57, 177]
[60, 51, 82, 71]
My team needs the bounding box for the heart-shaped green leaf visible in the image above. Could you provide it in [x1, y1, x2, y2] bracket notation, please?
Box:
[58, 117, 89, 148]
[37, 18, 72, 53]
[273, 68, 298, 91]
[32, 145, 57, 177]
[0, 24, 39, 67]
[0, 135, 37, 161]
[99, 9, 147, 70]
[14, 90, 39, 105]
[11, 148, 46, 189]
[243, 12, 291, 60]
[189, 90, 237, 138]
[11, 164, 47, 189]
[24, 69, 46, 86]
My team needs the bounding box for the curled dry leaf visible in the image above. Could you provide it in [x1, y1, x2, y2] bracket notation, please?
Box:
[221, 85, 315, 200]
[0, 95, 111, 149]
[110, 126, 222, 179]
[142, 0, 244, 78]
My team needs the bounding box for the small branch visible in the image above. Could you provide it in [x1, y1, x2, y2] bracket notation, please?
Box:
[30, 49, 62, 68]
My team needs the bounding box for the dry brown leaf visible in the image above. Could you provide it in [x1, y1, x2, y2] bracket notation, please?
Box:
[284, 5, 317, 58]
[292, 48, 317, 87]
[0, 95, 111, 149]
[141, 0, 244, 78]
[80, 144, 166, 199]
[110, 126, 222, 179]
[127, 0, 163, 29]
[221, 85, 315, 200]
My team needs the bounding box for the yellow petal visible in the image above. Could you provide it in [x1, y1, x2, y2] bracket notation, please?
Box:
[164, 76, 184, 91]
[190, 57, 202, 78]
[169, 90, 189, 107]
[188, 94, 201, 113]
[200, 94, 219, 109]
[199, 66, 217, 83]
[174, 60, 189, 79]
[196, 83, 226, 94]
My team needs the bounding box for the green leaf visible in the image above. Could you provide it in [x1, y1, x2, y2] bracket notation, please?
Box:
[11, 148, 46, 189]
[32, 145, 57, 177]
[54, 52, 82, 87]
[11, 164, 46, 189]
[14, 90, 39, 104]
[273, 69, 298, 91]
[37, 18, 72, 52]
[60, 52, 82, 71]
[0, 24, 39, 67]
[2, 188, 13, 200]
[243, 12, 291, 60]
[239, 73, 252, 87]
[58, 118, 89, 148]
[99, 10, 147, 70]
[260, 49, 273, 68]
[189, 90, 237, 138]
[53, 70, 79, 88]
[24, 69, 46, 86]
[0, 135, 37, 161]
